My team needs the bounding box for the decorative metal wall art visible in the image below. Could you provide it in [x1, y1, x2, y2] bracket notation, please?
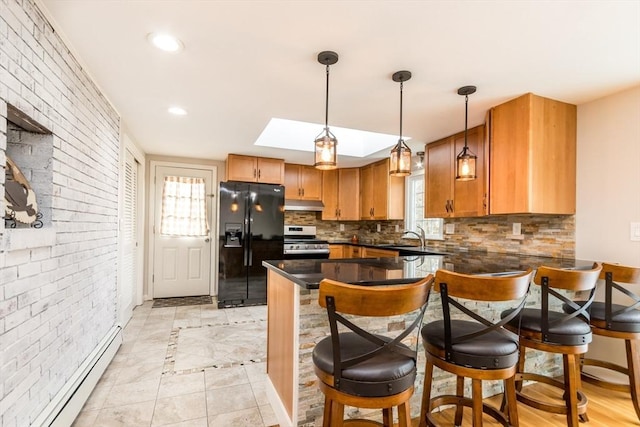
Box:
[4, 155, 39, 225]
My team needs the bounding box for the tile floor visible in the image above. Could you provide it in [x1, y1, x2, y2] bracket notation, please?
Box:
[72, 301, 278, 427]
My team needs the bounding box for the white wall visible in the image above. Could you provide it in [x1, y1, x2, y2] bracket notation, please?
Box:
[576, 85, 640, 369]
[576, 85, 640, 266]
[0, 1, 121, 425]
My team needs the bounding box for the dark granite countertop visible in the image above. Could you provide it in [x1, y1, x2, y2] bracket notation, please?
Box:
[262, 251, 595, 289]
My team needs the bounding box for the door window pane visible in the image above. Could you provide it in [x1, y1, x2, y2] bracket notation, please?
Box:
[160, 176, 209, 236]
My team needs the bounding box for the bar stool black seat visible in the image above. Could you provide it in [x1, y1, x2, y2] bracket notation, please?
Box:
[419, 268, 533, 427]
[313, 275, 433, 427]
[568, 262, 640, 421]
[502, 263, 602, 427]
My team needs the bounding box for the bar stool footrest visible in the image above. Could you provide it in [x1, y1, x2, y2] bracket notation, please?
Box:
[343, 420, 384, 426]
[581, 358, 631, 392]
[515, 372, 588, 415]
[426, 395, 510, 427]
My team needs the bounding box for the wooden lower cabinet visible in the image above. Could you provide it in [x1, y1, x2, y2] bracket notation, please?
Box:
[330, 245, 399, 259]
[361, 247, 399, 258]
[328, 245, 343, 259]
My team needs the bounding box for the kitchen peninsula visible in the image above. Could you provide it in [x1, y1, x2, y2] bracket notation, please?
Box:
[262, 252, 595, 426]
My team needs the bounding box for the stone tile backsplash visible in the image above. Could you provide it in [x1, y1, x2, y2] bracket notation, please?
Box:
[285, 212, 575, 258]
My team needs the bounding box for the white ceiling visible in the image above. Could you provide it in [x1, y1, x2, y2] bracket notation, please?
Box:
[39, 0, 640, 168]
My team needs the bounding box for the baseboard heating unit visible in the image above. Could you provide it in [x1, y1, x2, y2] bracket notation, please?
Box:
[31, 325, 122, 427]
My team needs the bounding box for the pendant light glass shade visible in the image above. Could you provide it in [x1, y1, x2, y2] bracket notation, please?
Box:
[390, 71, 412, 177]
[455, 85, 477, 181]
[314, 51, 339, 170]
[314, 128, 337, 170]
[390, 140, 412, 176]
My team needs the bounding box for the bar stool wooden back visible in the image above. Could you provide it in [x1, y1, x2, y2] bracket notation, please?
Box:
[578, 262, 640, 421]
[503, 263, 602, 427]
[313, 275, 434, 427]
[419, 268, 533, 427]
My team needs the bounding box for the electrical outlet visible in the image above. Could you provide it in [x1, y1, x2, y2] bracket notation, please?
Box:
[512, 223, 522, 236]
[339, 223, 345, 232]
[445, 223, 455, 235]
[376, 223, 381, 232]
[395, 224, 400, 233]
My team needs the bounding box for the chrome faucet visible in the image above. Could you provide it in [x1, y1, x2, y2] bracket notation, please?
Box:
[402, 225, 426, 249]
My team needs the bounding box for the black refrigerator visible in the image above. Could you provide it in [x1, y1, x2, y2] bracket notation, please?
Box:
[218, 182, 284, 308]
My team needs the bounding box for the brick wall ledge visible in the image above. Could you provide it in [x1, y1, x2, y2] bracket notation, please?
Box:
[2, 228, 56, 251]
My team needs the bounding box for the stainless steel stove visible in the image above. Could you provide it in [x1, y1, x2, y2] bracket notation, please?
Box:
[284, 225, 330, 259]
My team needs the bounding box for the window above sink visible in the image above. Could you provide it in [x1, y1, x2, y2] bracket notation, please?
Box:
[405, 169, 444, 240]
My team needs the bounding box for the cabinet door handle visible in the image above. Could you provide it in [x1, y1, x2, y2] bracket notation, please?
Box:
[445, 201, 450, 213]
[450, 199, 454, 212]
[302, 188, 304, 196]
[253, 169, 257, 178]
[258, 169, 261, 179]
[337, 209, 341, 218]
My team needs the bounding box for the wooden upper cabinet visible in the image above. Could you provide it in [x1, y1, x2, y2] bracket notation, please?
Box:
[425, 137, 454, 218]
[425, 125, 486, 218]
[452, 126, 486, 217]
[360, 164, 374, 220]
[489, 93, 576, 214]
[322, 168, 360, 220]
[360, 158, 404, 220]
[226, 154, 285, 184]
[284, 164, 322, 200]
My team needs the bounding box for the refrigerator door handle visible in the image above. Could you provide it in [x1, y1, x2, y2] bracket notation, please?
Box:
[243, 217, 250, 266]
[247, 217, 253, 266]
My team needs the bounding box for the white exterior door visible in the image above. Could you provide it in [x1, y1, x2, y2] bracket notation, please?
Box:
[152, 165, 214, 298]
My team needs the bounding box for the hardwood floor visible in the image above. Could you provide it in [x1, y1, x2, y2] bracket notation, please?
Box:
[413, 380, 639, 426]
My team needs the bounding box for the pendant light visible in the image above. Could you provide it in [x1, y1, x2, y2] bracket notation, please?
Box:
[389, 71, 412, 177]
[416, 151, 425, 169]
[314, 51, 339, 170]
[455, 85, 477, 181]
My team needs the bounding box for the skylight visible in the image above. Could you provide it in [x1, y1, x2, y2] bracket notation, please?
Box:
[254, 118, 409, 158]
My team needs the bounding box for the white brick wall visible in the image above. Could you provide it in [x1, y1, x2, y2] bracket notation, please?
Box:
[0, 1, 121, 426]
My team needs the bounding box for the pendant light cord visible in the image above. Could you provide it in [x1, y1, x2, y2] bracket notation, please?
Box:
[399, 81, 403, 140]
[325, 64, 330, 131]
[464, 94, 469, 149]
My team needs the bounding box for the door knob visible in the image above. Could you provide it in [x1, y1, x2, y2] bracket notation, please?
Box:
[204, 238, 210, 242]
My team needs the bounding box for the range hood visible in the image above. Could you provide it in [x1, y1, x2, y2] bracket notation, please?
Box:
[284, 199, 325, 212]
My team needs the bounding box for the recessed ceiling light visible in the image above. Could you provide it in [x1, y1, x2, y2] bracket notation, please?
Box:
[168, 106, 187, 116]
[147, 32, 184, 52]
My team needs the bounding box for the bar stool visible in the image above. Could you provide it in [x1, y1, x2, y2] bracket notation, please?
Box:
[503, 263, 602, 427]
[419, 268, 533, 427]
[313, 275, 433, 427]
[577, 262, 640, 421]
